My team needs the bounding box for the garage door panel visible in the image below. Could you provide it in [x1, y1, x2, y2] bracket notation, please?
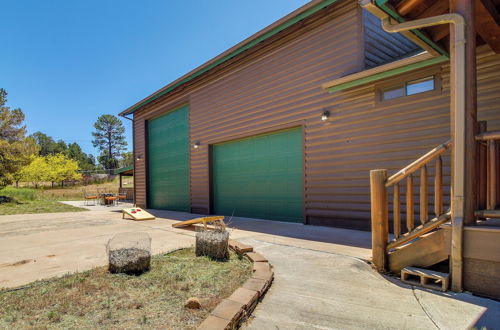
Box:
[212, 127, 303, 222]
[147, 105, 189, 211]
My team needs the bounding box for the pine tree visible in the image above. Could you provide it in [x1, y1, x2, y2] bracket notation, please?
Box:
[91, 115, 127, 169]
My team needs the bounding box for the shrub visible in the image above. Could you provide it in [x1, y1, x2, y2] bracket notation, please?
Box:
[0, 187, 38, 201]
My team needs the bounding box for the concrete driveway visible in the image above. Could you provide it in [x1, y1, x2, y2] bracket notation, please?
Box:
[1, 207, 499, 329]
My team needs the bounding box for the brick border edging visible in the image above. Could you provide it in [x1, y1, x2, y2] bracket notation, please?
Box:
[197, 239, 274, 330]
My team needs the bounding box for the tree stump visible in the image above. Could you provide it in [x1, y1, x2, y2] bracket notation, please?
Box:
[195, 230, 229, 261]
[107, 232, 151, 275]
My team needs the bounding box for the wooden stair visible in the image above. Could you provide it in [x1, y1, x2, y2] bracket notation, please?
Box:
[388, 228, 450, 273]
[401, 267, 449, 292]
[475, 209, 500, 218]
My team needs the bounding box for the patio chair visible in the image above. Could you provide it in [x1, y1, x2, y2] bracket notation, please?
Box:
[117, 188, 127, 204]
[83, 189, 97, 206]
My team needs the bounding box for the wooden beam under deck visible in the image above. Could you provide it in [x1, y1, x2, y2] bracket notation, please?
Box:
[475, 0, 500, 53]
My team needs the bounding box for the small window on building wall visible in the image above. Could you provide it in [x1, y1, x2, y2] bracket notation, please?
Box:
[381, 76, 435, 101]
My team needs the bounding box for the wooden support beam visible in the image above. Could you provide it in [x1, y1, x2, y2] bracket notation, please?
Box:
[430, 24, 451, 42]
[475, 0, 500, 54]
[370, 169, 389, 272]
[397, 0, 424, 16]
[416, 0, 449, 20]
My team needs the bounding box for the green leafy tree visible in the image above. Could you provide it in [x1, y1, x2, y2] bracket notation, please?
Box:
[20, 154, 81, 188]
[67, 142, 96, 171]
[119, 151, 134, 168]
[45, 153, 81, 186]
[19, 156, 49, 188]
[0, 88, 38, 186]
[31, 131, 57, 156]
[92, 115, 127, 169]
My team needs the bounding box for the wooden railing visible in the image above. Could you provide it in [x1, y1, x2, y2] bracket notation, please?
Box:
[370, 140, 452, 271]
[476, 128, 500, 213]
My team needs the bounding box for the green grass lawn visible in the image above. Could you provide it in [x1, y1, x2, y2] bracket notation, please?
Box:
[0, 187, 86, 215]
[0, 248, 252, 329]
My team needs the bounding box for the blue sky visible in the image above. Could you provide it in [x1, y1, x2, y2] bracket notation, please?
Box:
[1, 0, 309, 156]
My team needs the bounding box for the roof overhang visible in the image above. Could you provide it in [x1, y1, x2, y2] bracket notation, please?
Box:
[322, 52, 449, 93]
[114, 165, 134, 175]
[119, 0, 341, 117]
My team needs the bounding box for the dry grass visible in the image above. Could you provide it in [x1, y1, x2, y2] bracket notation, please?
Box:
[0, 248, 252, 329]
[41, 177, 127, 201]
[0, 187, 86, 216]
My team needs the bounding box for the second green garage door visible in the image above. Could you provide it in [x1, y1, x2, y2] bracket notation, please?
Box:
[212, 127, 303, 222]
[147, 105, 189, 211]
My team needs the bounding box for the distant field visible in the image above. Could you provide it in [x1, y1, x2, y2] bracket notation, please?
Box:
[0, 187, 86, 216]
[0, 177, 134, 215]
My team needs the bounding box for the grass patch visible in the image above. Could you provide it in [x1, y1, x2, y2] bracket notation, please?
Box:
[0, 248, 252, 329]
[0, 187, 86, 215]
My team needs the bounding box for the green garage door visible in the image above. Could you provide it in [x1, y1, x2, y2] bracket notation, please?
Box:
[212, 127, 303, 222]
[147, 105, 189, 211]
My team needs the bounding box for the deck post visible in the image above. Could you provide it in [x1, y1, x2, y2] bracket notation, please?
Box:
[478, 121, 487, 211]
[370, 169, 388, 271]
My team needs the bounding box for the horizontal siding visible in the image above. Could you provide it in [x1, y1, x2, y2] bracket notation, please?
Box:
[132, 0, 500, 231]
[189, 1, 362, 219]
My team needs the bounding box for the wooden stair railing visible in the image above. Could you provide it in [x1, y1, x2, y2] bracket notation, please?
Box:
[370, 140, 452, 271]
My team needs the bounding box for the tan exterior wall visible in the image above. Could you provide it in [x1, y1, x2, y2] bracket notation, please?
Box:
[131, 0, 500, 230]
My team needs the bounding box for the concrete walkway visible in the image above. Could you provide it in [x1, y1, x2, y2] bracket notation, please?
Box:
[0, 208, 499, 329]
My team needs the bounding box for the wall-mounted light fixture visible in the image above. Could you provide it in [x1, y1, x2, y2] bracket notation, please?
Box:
[321, 110, 330, 121]
[193, 141, 200, 149]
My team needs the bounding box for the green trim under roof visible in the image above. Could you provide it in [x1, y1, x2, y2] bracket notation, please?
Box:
[121, 0, 339, 116]
[326, 55, 448, 93]
[114, 165, 134, 175]
[375, 0, 448, 57]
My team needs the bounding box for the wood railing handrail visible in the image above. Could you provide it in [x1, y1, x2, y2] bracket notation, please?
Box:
[475, 130, 500, 141]
[385, 140, 452, 187]
[386, 211, 451, 251]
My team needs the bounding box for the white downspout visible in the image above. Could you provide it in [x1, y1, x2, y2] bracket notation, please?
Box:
[359, 1, 466, 292]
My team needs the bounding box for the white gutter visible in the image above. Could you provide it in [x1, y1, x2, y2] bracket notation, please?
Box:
[359, 0, 466, 292]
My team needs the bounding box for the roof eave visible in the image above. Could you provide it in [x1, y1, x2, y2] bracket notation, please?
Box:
[119, 0, 340, 117]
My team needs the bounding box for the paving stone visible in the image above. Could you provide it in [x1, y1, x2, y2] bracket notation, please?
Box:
[197, 315, 232, 330]
[228, 287, 259, 309]
[252, 268, 274, 282]
[242, 277, 270, 295]
[252, 261, 271, 272]
[228, 239, 253, 254]
[246, 252, 268, 262]
[211, 299, 245, 323]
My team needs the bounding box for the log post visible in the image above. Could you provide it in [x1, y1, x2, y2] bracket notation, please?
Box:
[370, 169, 388, 272]
[488, 140, 498, 210]
[478, 121, 487, 211]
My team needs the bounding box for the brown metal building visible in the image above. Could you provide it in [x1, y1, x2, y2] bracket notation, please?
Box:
[120, 0, 500, 231]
